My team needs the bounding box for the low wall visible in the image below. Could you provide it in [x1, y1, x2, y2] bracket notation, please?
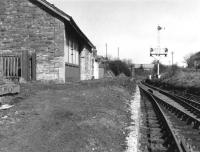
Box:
[0, 83, 20, 96]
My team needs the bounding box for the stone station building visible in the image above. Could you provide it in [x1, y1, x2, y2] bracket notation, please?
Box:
[0, 0, 95, 82]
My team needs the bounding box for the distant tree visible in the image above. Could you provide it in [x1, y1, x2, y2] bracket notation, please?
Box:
[108, 60, 131, 77]
[152, 60, 168, 74]
[139, 64, 144, 70]
[184, 53, 194, 68]
[107, 54, 113, 61]
[122, 59, 133, 66]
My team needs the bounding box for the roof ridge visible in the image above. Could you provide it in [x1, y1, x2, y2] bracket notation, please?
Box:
[38, 0, 72, 18]
[33, 0, 95, 48]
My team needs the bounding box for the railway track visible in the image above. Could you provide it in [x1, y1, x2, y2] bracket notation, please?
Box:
[140, 82, 200, 152]
[143, 82, 200, 120]
[139, 84, 189, 152]
[172, 91, 200, 104]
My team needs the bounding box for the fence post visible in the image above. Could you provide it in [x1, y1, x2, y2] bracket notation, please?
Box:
[7, 57, 10, 77]
[31, 51, 36, 81]
[0, 56, 3, 80]
[21, 50, 28, 81]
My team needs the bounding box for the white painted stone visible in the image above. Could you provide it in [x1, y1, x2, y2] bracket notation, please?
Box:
[126, 86, 141, 152]
[0, 104, 13, 110]
[93, 61, 99, 79]
[80, 48, 94, 80]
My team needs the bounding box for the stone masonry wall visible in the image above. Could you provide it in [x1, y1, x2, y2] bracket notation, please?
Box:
[0, 0, 65, 82]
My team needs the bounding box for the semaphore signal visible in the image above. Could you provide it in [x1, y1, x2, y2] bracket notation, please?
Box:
[149, 25, 168, 78]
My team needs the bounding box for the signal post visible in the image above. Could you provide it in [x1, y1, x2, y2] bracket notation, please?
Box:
[150, 25, 168, 78]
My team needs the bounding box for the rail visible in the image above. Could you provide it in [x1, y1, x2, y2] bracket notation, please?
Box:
[139, 84, 189, 152]
[142, 82, 200, 120]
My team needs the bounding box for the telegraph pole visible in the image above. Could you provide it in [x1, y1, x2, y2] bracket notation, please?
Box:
[171, 51, 174, 66]
[105, 43, 108, 59]
[118, 47, 119, 60]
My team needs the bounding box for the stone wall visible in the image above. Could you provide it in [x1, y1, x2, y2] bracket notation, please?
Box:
[0, 0, 65, 82]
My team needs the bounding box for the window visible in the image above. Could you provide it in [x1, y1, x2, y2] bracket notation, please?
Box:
[65, 38, 69, 63]
[65, 38, 79, 65]
[71, 40, 74, 64]
[76, 49, 79, 65]
[74, 42, 79, 65]
[73, 42, 76, 64]
[68, 39, 72, 64]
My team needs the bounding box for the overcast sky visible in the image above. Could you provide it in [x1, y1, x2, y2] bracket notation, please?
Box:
[48, 0, 200, 66]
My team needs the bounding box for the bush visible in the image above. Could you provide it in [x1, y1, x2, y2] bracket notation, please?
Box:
[108, 60, 131, 77]
[152, 61, 168, 75]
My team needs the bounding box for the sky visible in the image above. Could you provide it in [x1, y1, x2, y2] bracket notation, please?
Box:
[48, 0, 200, 66]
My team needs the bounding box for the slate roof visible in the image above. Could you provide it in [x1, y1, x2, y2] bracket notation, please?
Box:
[31, 0, 95, 49]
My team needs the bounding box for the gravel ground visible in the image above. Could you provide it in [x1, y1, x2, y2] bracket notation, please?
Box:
[0, 78, 136, 152]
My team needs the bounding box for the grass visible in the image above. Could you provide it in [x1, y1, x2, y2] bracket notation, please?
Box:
[161, 68, 200, 88]
[0, 78, 136, 152]
[147, 67, 200, 95]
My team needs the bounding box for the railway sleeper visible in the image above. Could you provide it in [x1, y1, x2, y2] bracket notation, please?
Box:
[193, 120, 200, 129]
[144, 82, 200, 117]
[156, 86, 200, 118]
[173, 94, 200, 109]
[181, 114, 188, 121]
[152, 94, 200, 130]
[141, 88, 190, 152]
[141, 91, 176, 151]
[148, 97, 185, 151]
[142, 83, 199, 151]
